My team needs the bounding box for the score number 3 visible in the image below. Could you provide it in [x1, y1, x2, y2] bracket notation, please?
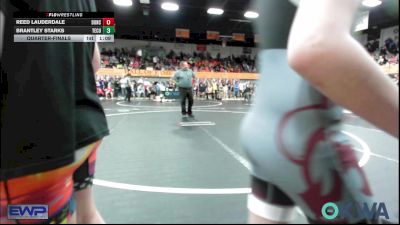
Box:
[102, 18, 115, 34]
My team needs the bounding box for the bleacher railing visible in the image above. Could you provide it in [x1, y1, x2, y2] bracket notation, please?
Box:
[96, 64, 398, 80]
[96, 68, 259, 80]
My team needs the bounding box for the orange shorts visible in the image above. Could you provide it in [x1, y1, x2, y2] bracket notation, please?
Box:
[0, 141, 101, 224]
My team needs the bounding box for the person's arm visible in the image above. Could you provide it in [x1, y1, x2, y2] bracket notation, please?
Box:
[192, 70, 196, 79]
[287, 0, 399, 138]
[192, 71, 196, 84]
[170, 71, 178, 84]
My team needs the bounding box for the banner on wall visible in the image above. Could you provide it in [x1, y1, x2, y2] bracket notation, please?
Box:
[233, 33, 245, 42]
[176, 28, 190, 39]
[196, 44, 207, 51]
[207, 31, 220, 40]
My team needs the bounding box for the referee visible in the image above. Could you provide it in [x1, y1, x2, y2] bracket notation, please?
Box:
[172, 61, 196, 118]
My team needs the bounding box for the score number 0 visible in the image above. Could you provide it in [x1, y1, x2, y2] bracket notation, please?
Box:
[102, 18, 114, 26]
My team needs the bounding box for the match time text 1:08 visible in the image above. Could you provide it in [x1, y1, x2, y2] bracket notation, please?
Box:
[98, 36, 112, 41]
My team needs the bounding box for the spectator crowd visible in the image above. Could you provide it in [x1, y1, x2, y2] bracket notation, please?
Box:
[100, 48, 257, 73]
[96, 75, 256, 102]
[100, 39, 398, 73]
[365, 38, 399, 65]
[97, 39, 399, 102]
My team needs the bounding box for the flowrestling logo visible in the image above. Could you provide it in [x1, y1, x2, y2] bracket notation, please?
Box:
[321, 202, 389, 221]
[7, 205, 48, 220]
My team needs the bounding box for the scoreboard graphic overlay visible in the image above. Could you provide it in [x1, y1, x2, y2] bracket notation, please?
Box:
[14, 12, 115, 42]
